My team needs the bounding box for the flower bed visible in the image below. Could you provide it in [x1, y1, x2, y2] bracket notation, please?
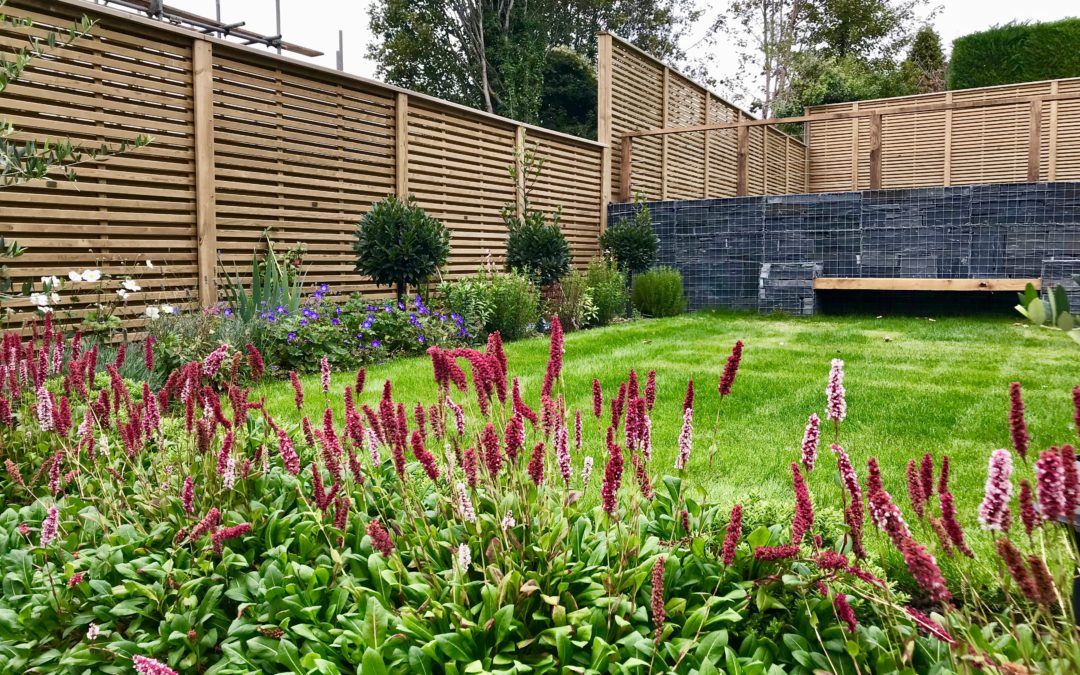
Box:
[0, 314, 1077, 673]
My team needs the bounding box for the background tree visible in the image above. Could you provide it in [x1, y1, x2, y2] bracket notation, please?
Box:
[710, 0, 934, 118]
[367, 0, 700, 135]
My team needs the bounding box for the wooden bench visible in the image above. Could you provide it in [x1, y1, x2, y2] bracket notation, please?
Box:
[812, 278, 1041, 292]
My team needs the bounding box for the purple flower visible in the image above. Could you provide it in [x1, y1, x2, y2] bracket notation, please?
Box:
[417, 335, 425, 343]
[371, 339, 382, 348]
[331, 318, 340, 326]
[287, 332, 297, 342]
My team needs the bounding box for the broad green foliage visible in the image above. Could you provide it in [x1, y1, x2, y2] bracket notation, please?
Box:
[1015, 282, 1080, 343]
[584, 257, 627, 326]
[354, 196, 450, 301]
[599, 198, 659, 277]
[439, 270, 539, 341]
[1, 321, 966, 674]
[949, 18, 1080, 90]
[632, 266, 685, 317]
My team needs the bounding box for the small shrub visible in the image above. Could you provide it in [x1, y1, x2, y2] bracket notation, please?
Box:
[584, 256, 627, 326]
[544, 271, 595, 331]
[440, 270, 539, 341]
[260, 288, 468, 372]
[632, 266, 685, 317]
[599, 196, 659, 276]
[504, 210, 571, 287]
[145, 307, 222, 376]
[354, 196, 450, 300]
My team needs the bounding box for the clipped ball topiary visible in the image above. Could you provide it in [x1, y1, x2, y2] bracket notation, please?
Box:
[599, 200, 659, 276]
[354, 196, 450, 300]
[505, 211, 571, 287]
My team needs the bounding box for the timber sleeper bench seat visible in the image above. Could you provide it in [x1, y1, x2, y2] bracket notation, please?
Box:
[812, 278, 1041, 292]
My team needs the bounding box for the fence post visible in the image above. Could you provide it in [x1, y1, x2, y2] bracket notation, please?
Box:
[619, 135, 633, 202]
[597, 33, 612, 229]
[869, 111, 882, 189]
[395, 92, 409, 198]
[703, 91, 710, 198]
[1049, 82, 1059, 181]
[514, 125, 526, 217]
[1028, 99, 1042, 182]
[946, 91, 954, 186]
[193, 39, 216, 309]
[660, 66, 669, 200]
[736, 120, 748, 196]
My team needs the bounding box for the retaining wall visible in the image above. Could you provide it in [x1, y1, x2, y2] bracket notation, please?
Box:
[607, 182, 1080, 314]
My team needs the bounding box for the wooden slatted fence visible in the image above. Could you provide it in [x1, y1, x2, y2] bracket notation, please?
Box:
[598, 33, 807, 204]
[805, 79, 1080, 192]
[0, 0, 604, 332]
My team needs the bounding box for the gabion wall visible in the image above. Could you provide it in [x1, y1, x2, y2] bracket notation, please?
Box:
[608, 182, 1080, 315]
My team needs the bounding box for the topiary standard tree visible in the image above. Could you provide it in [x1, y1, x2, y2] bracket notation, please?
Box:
[600, 196, 659, 316]
[502, 135, 571, 288]
[354, 195, 450, 301]
[505, 210, 571, 287]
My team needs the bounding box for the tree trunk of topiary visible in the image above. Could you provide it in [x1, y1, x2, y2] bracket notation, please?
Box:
[396, 281, 406, 302]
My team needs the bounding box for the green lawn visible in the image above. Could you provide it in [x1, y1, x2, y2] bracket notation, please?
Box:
[255, 311, 1078, 568]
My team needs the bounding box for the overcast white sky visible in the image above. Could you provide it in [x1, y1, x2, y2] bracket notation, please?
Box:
[143, 0, 1077, 96]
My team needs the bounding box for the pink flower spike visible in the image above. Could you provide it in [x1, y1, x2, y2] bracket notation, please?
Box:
[1035, 448, 1066, 520]
[826, 359, 846, 423]
[133, 655, 178, 675]
[675, 407, 693, 470]
[320, 357, 330, 394]
[718, 340, 743, 397]
[1008, 382, 1030, 461]
[800, 413, 820, 472]
[40, 506, 59, 547]
[978, 449, 1014, 532]
[721, 504, 742, 565]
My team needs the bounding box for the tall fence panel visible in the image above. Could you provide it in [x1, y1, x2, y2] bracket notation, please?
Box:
[599, 33, 806, 205]
[0, 0, 199, 330]
[0, 0, 605, 331]
[806, 78, 1080, 192]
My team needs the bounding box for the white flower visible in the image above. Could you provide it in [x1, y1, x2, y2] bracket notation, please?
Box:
[116, 289, 129, 300]
[145, 306, 161, 320]
[68, 271, 82, 282]
[501, 511, 516, 529]
[30, 292, 50, 307]
[87, 623, 100, 640]
[49, 292, 60, 304]
[456, 543, 471, 572]
[81, 269, 102, 283]
[145, 260, 154, 268]
[159, 304, 175, 315]
[40, 275, 60, 289]
[39, 306, 53, 314]
[121, 279, 141, 292]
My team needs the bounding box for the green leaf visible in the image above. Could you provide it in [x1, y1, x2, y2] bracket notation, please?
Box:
[361, 648, 388, 675]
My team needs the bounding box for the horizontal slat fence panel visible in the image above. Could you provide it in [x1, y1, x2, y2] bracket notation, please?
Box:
[806, 78, 1080, 191]
[603, 33, 806, 203]
[0, 0, 605, 333]
[0, 0, 198, 333]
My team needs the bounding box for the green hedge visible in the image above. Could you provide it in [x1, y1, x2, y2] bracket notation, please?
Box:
[949, 18, 1080, 90]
